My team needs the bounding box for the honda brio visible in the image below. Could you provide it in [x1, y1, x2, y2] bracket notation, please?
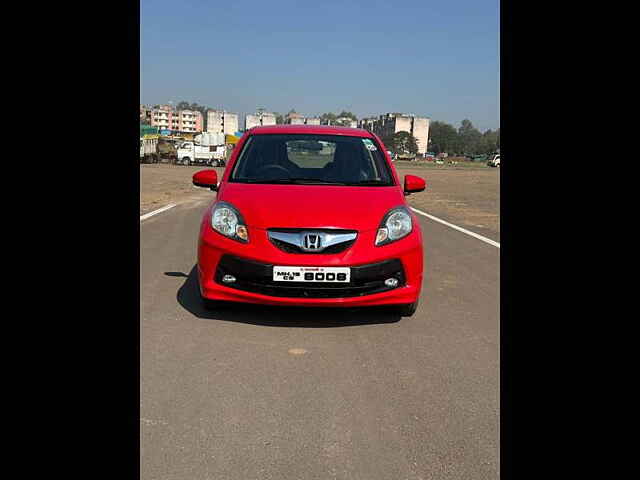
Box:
[192, 125, 426, 316]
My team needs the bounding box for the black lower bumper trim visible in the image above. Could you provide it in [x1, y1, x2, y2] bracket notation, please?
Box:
[215, 255, 405, 298]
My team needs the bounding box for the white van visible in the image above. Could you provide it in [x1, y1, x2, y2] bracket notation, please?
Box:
[177, 142, 226, 166]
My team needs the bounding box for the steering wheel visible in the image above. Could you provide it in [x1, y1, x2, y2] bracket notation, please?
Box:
[255, 164, 290, 177]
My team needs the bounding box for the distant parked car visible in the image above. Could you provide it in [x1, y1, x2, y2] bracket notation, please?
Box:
[396, 152, 416, 161]
[207, 158, 226, 167]
[487, 154, 500, 167]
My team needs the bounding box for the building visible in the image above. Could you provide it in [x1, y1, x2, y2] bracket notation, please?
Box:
[178, 110, 203, 133]
[261, 113, 276, 126]
[149, 105, 172, 131]
[149, 105, 203, 133]
[207, 110, 239, 136]
[285, 112, 305, 125]
[288, 113, 324, 125]
[245, 115, 260, 130]
[245, 111, 277, 130]
[320, 117, 358, 128]
[140, 105, 152, 124]
[358, 113, 430, 155]
[358, 117, 377, 131]
[335, 117, 357, 128]
[410, 116, 429, 155]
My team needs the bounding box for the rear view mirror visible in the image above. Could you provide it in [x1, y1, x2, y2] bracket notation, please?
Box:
[404, 175, 426, 194]
[193, 170, 218, 191]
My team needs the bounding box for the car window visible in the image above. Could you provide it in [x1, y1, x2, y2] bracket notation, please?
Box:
[286, 140, 335, 168]
[230, 134, 394, 186]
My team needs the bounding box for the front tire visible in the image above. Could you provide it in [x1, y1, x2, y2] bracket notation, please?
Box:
[182, 157, 191, 166]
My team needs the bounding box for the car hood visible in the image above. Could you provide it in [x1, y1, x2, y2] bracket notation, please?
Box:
[217, 183, 406, 231]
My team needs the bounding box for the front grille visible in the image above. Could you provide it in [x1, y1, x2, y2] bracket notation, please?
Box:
[215, 255, 405, 298]
[270, 237, 356, 254]
[267, 228, 357, 255]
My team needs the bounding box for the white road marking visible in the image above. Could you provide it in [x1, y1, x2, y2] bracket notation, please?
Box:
[140, 203, 176, 222]
[410, 207, 500, 248]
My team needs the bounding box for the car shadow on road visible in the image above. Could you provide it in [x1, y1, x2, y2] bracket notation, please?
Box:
[170, 266, 402, 327]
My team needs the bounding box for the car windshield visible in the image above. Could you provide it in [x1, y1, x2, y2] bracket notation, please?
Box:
[230, 134, 394, 186]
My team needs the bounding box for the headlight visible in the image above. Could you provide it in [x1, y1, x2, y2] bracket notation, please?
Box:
[375, 206, 412, 246]
[211, 201, 249, 242]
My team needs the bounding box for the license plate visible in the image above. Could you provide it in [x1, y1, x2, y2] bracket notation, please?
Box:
[273, 266, 350, 282]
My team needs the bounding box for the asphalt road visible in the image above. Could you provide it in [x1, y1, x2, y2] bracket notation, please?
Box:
[141, 191, 500, 480]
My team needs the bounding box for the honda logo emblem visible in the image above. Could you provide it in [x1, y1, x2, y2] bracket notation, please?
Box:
[268, 230, 357, 253]
[303, 233, 322, 251]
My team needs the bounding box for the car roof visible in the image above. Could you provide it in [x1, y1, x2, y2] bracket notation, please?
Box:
[247, 124, 374, 138]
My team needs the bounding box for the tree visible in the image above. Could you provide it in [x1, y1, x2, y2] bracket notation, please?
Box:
[458, 119, 482, 155]
[428, 118, 499, 156]
[319, 111, 357, 125]
[478, 129, 499, 155]
[320, 112, 338, 124]
[429, 120, 459, 154]
[337, 111, 357, 121]
[387, 131, 418, 155]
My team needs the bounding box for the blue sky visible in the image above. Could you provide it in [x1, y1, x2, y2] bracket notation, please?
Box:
[141, 0, 499, 131]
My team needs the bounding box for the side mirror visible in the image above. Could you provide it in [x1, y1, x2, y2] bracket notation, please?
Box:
[404, 174, 426, 194]
[193, 169, 218, 191]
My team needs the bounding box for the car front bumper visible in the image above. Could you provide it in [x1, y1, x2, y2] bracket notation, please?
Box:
[197, 225, 423, 307]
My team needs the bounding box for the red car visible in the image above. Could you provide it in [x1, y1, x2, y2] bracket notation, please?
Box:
[192, 125, 426, 316]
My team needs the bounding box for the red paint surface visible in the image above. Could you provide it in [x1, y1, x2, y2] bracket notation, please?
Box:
[404, 174, 427, 193]
[196, 125, 425, 307]
[192, 169, 218, 188]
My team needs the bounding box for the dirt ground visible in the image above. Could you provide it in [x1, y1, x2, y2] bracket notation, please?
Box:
[140, 164, 225, 215]
[140, 163, 500, 241]
[396, 164, 500, 241]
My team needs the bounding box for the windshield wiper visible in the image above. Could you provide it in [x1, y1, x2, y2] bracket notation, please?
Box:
[238, 177, 348, 185]
[287, 177, 348, 185]
[346, 180, 390, 186]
